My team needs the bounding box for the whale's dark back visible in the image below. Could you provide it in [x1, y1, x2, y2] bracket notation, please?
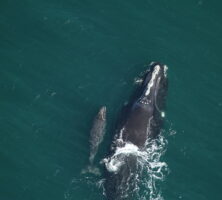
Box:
[118, 62, 168, 148]
[105, 155, 138, 200]
[105, 62, 168, 200]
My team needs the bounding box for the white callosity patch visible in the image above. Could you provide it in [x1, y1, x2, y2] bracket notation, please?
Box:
[163, 65, 168, 77]
[140, 98, 151, 105]
[145, 65, 161, 96]
[119, 127, 125, 140]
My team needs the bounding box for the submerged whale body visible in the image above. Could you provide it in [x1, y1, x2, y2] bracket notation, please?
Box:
[89, 106, 106, 164]
[105, 62, 168, 200]
[81, 107, 106, 175]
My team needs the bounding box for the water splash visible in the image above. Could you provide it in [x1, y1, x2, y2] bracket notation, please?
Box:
[103, 132, 168, 200]
[65, 129, 174, 200]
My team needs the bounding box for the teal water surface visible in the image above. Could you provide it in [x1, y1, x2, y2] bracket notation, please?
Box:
[1, 0, 222, 199]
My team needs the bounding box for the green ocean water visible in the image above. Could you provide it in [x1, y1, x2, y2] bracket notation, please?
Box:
[1, 0, 222, 199]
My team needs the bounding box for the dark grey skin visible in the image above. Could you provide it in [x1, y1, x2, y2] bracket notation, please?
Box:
[105, 62, 168, 200]
[89, 106, 106, 164]
[121, 62, 168, 148]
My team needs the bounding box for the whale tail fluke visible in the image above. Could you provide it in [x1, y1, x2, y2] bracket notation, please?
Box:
[81, 165, 101, 176]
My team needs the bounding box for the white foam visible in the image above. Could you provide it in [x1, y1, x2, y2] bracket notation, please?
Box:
[103, 133, 168, 200]
[115, 143, 139, 155]
[145, 65, 161, 96]
[161, 112, 165, 118]
[104, 157, 124, 173]
[81, 165, 101, 176]
[104, 143, 144, 173]
[134, 77, 143, 85]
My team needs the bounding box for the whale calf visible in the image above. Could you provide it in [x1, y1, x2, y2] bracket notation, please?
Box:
[89, 106, 106, 164]
[104, 62, 168, 199]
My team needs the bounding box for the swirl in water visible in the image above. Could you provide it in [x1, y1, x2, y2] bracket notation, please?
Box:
[103, 132, 168, 200]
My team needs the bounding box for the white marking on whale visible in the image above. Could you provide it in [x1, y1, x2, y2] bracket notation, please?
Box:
[145, 65, 160, 96]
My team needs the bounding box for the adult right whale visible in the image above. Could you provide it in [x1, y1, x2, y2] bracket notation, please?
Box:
[104, 62, 168, 200]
